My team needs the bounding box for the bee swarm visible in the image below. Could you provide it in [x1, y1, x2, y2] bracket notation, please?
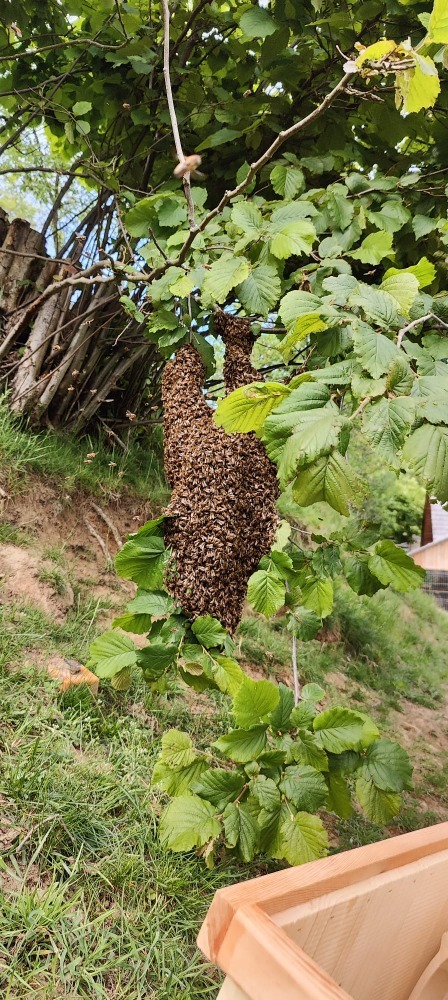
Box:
[162, 313, 279, 633]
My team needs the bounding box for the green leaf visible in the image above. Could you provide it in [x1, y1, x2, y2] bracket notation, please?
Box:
[237, 265, 281, 316]
[362, 397, 415, 468]
[270, 222, 316, 261]
[115, 536, 165, 589]
[352, 287, 399, 328]
[268, 683, 294, 733]
[76, 119, 90, 135]
[159, 795, 221, 851]
[396, 54, 441, 115]
[356, 777, 401, 823]
[137, 642, 178, 677]
[127, 590, 175, 617]
[279, 292, 326, 334]
[223, 802, 259, 861]
[214, 381, 289, 434]
[233, 677, 280, 728]
[112, 612, 153, 635]
[280, 765, 328, 811]
[403, 424, 448, 502]
[231, 202, 263, 234]
[380, 273, 419, 317]
[362, 739, 412, 792]
[279, 812, 329, 865]
[250, 775, 281, 811]
[279, 314, 328, 361]
[110, 666, 132, 691]
[344, 554, 384, 597]
[239, 6, 277, 38]
[367, 201, 410, 234]
[203, 654, 244, 696]
[270, 164, 305, 199]
[202, 253, 250, 303]
[353, 324, 400, 379]
[384, 257, 436, 290]
[196, 127, 242, 151]
[214, 726, 268, 763]
[350, 231, 394, 265]
[72, 101, 92, 116]
[386, 355, 413, 395]
[247, 569, 286, 617]
[278, 411, 343, 484]
[191, 768, 246, 809]
[302, 683, 326, 702]
[326, 773, 353, 819]
[289, 730, 328, 770]
[368, 540, 425, 592]
[292, 451, 365, 516]
[313, 707, 367, 753]
[88, 631, 137, 679]
[301, 577, 333, 618]
[287, 606, 322, 641]
[153, 758, 208, 796]
[412, 216, 439, 241]
[290, 703, 317, 730]
[160, 730, 197, 769]
[428, 0, 448, 42]
[191, 615, 227, 648]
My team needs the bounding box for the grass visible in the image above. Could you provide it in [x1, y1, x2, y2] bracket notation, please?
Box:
[0, 606, 258, 999]
[0, 394, 168, 501]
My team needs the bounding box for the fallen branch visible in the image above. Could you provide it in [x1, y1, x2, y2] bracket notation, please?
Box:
[91, 502, 123, 549]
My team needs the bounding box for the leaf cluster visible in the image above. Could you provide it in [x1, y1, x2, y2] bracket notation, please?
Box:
[155, 677, 412, 866]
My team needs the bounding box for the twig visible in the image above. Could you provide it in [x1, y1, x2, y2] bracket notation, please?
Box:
[84, 517, 112, 566]
[147, 68, 356, 281]
[397, 313, 432, 348]
[292, 633, 300, 706]
[161, 0, 196, 230]
[350, 395, 372, 421]
[91, 502, 123, 549]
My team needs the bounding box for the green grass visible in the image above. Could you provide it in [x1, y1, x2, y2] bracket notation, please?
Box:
[1, 575, 447, 996]
[0, 393, 168, 501]
[0, 612, 258, 999]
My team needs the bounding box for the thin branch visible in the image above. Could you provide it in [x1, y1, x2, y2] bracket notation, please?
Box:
[0, 37, 130, 62]
[161, 0, 196, 230]
[147, 68, 357, 281]
[170, 0, 210, 57]
[350, 395, 372, 421]
[292, 633, 300, 706]
[396, 313, 432, 348]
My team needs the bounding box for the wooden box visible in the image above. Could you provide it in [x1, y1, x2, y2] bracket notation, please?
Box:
[198, 823, 448, 1000]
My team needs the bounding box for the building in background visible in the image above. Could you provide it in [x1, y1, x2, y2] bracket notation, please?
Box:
[411, 498, 448, 609]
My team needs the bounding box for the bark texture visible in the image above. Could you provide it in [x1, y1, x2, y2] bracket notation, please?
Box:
[162, 313, 279, 633]
[0, 210, 161, 432]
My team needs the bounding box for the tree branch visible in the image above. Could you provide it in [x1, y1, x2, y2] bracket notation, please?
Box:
[147, 68, 357, 281]
[161, 0, 196, 230]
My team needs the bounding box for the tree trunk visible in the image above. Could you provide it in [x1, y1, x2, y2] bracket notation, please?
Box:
[0, 209, 161, 434]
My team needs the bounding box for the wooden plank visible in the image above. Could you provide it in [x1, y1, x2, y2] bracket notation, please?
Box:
[216, 904, 351, 1000]
[218, 978, 251, 1000]
[276, 849, 448, 1000]
[198, 823, 448, 964]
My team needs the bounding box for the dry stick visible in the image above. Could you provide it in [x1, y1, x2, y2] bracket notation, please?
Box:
[396, 312, 433, 348]
[161, 0, 196, 231]
[4, 295, 117, 376]
[91, 502, 123, 549]
[147, 68, 357, 281]
[84, 518, 111, 566]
